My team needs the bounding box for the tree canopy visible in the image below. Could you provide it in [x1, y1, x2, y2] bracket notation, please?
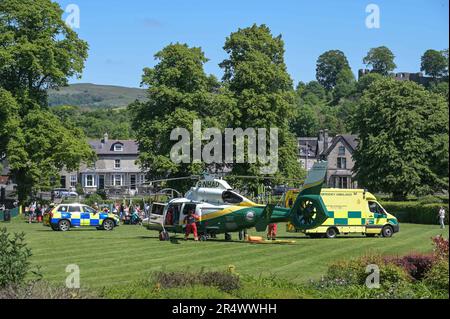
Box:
[220, 24, 304, 186]
[130, 43, 234, 191]
[421, 49, 448, 79]
[363, 46, 397, 76]
[353, 78, 448, 199]
[0, 0, 93, 202]
[316, 50, 352, 91]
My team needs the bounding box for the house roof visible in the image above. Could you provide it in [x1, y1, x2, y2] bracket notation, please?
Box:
[88, 140, 139, 155]
[298, 134, 359, 158]
[321, 134, 359, 157]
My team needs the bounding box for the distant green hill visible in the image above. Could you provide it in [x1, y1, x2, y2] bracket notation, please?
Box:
[48, 83, 147, 108]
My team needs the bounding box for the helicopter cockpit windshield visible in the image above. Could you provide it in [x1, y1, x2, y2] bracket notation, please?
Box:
[222, 191, 244, 204]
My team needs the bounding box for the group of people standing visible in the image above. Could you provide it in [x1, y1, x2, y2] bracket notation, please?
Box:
[24, 202, 49, 224]
[108, 202, 146, 224]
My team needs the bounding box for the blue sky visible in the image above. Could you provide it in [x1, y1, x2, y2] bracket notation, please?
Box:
[56, 0, 449, 88]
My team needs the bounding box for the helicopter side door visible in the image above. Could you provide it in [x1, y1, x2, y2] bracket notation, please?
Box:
[180, 203, 198, 225]
[149, 203, 166, 227]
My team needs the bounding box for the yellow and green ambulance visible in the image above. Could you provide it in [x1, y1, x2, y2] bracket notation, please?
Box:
[284, 188, 399, 238]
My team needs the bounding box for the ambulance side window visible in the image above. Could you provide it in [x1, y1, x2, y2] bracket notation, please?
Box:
[368, 202, 385, 216]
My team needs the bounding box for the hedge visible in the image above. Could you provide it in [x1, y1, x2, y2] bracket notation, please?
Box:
[381, 202, 449, 225]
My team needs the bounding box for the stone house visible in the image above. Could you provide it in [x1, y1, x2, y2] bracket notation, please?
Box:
[298, 130, 359, 189]
[60, 133, 148, 196]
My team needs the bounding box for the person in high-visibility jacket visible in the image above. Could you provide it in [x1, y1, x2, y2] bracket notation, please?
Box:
[184, 209, 200, 241]
[267, 223, 278, 240]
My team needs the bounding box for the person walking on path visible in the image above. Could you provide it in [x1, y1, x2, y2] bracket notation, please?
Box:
[438, 206, 446, 229]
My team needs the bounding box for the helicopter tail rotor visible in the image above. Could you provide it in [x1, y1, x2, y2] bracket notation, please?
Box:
[289, 161, 330, 230]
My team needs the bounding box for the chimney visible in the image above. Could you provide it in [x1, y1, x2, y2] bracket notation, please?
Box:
[324, 129, 329, 151]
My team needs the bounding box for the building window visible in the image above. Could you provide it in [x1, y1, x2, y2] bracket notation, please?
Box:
[85, 175, 95, 187]
[113, 175, 122, 186]
[114, 144, 123, 152]
[70, 175, 77, 187]
[337, 157, 347, 169]
[334, 177, 349, 189]
[115, 159, 121, 169]
[338, 146, 346, 156]
[139, 174, 145, 185]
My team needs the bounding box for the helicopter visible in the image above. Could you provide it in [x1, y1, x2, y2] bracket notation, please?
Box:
[142, 161, 329, 241]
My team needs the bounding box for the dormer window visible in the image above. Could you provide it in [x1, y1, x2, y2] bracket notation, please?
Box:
[114, 144, 123, 152]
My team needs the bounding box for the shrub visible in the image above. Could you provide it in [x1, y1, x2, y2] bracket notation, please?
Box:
[0, 228, 33, 288]
[381, 201, 449, 225]
[152, 270, 240, 292]
[83, 193, 103, 207]
[418, 195, 444, 205]
[432, 235, 449, 260]
[383, 254, 435, 281]
[324, 255, 411, 288]
[423, 260, 449, 294]
[0, 281, 95, 299]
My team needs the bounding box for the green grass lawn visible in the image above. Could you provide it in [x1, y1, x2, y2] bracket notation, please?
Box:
[2, 218, 448, 290]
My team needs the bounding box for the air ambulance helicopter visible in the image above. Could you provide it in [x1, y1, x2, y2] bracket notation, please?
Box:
[142, 161, 330, 241]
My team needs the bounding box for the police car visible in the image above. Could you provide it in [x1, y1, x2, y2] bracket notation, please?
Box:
[43, 203, 120, 231]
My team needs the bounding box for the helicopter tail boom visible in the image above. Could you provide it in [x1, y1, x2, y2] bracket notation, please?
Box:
[289, 161, 330, 230]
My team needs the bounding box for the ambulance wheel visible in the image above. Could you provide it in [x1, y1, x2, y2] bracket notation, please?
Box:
[381, 225, 394, 238]
[326, 227, 338, 239]
[58, 220, 71, 232]
[102, 219, 115, 231]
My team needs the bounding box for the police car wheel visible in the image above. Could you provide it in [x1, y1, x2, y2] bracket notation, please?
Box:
[103, 219, 115, 231]
[326, 227, 338, 239]
[382, 226, 393, 238]
[58, 220, 71, 232]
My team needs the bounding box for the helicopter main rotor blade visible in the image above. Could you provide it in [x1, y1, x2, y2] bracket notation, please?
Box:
[225, 175, 304, 182]
[142, 176, 200, 185]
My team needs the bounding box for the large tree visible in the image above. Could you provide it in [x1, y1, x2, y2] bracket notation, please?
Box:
[316, 50, 352, 91]
[353, 78, 448, 200]
[130, 43, 234, 191]
[7, 111, 95, 202]
[0, 0, 88, 111]
[0, 0, 93, 202]
[220, 24, 304, 186]
[363, 46, 396, 76]
[421, 49, 448, 79]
